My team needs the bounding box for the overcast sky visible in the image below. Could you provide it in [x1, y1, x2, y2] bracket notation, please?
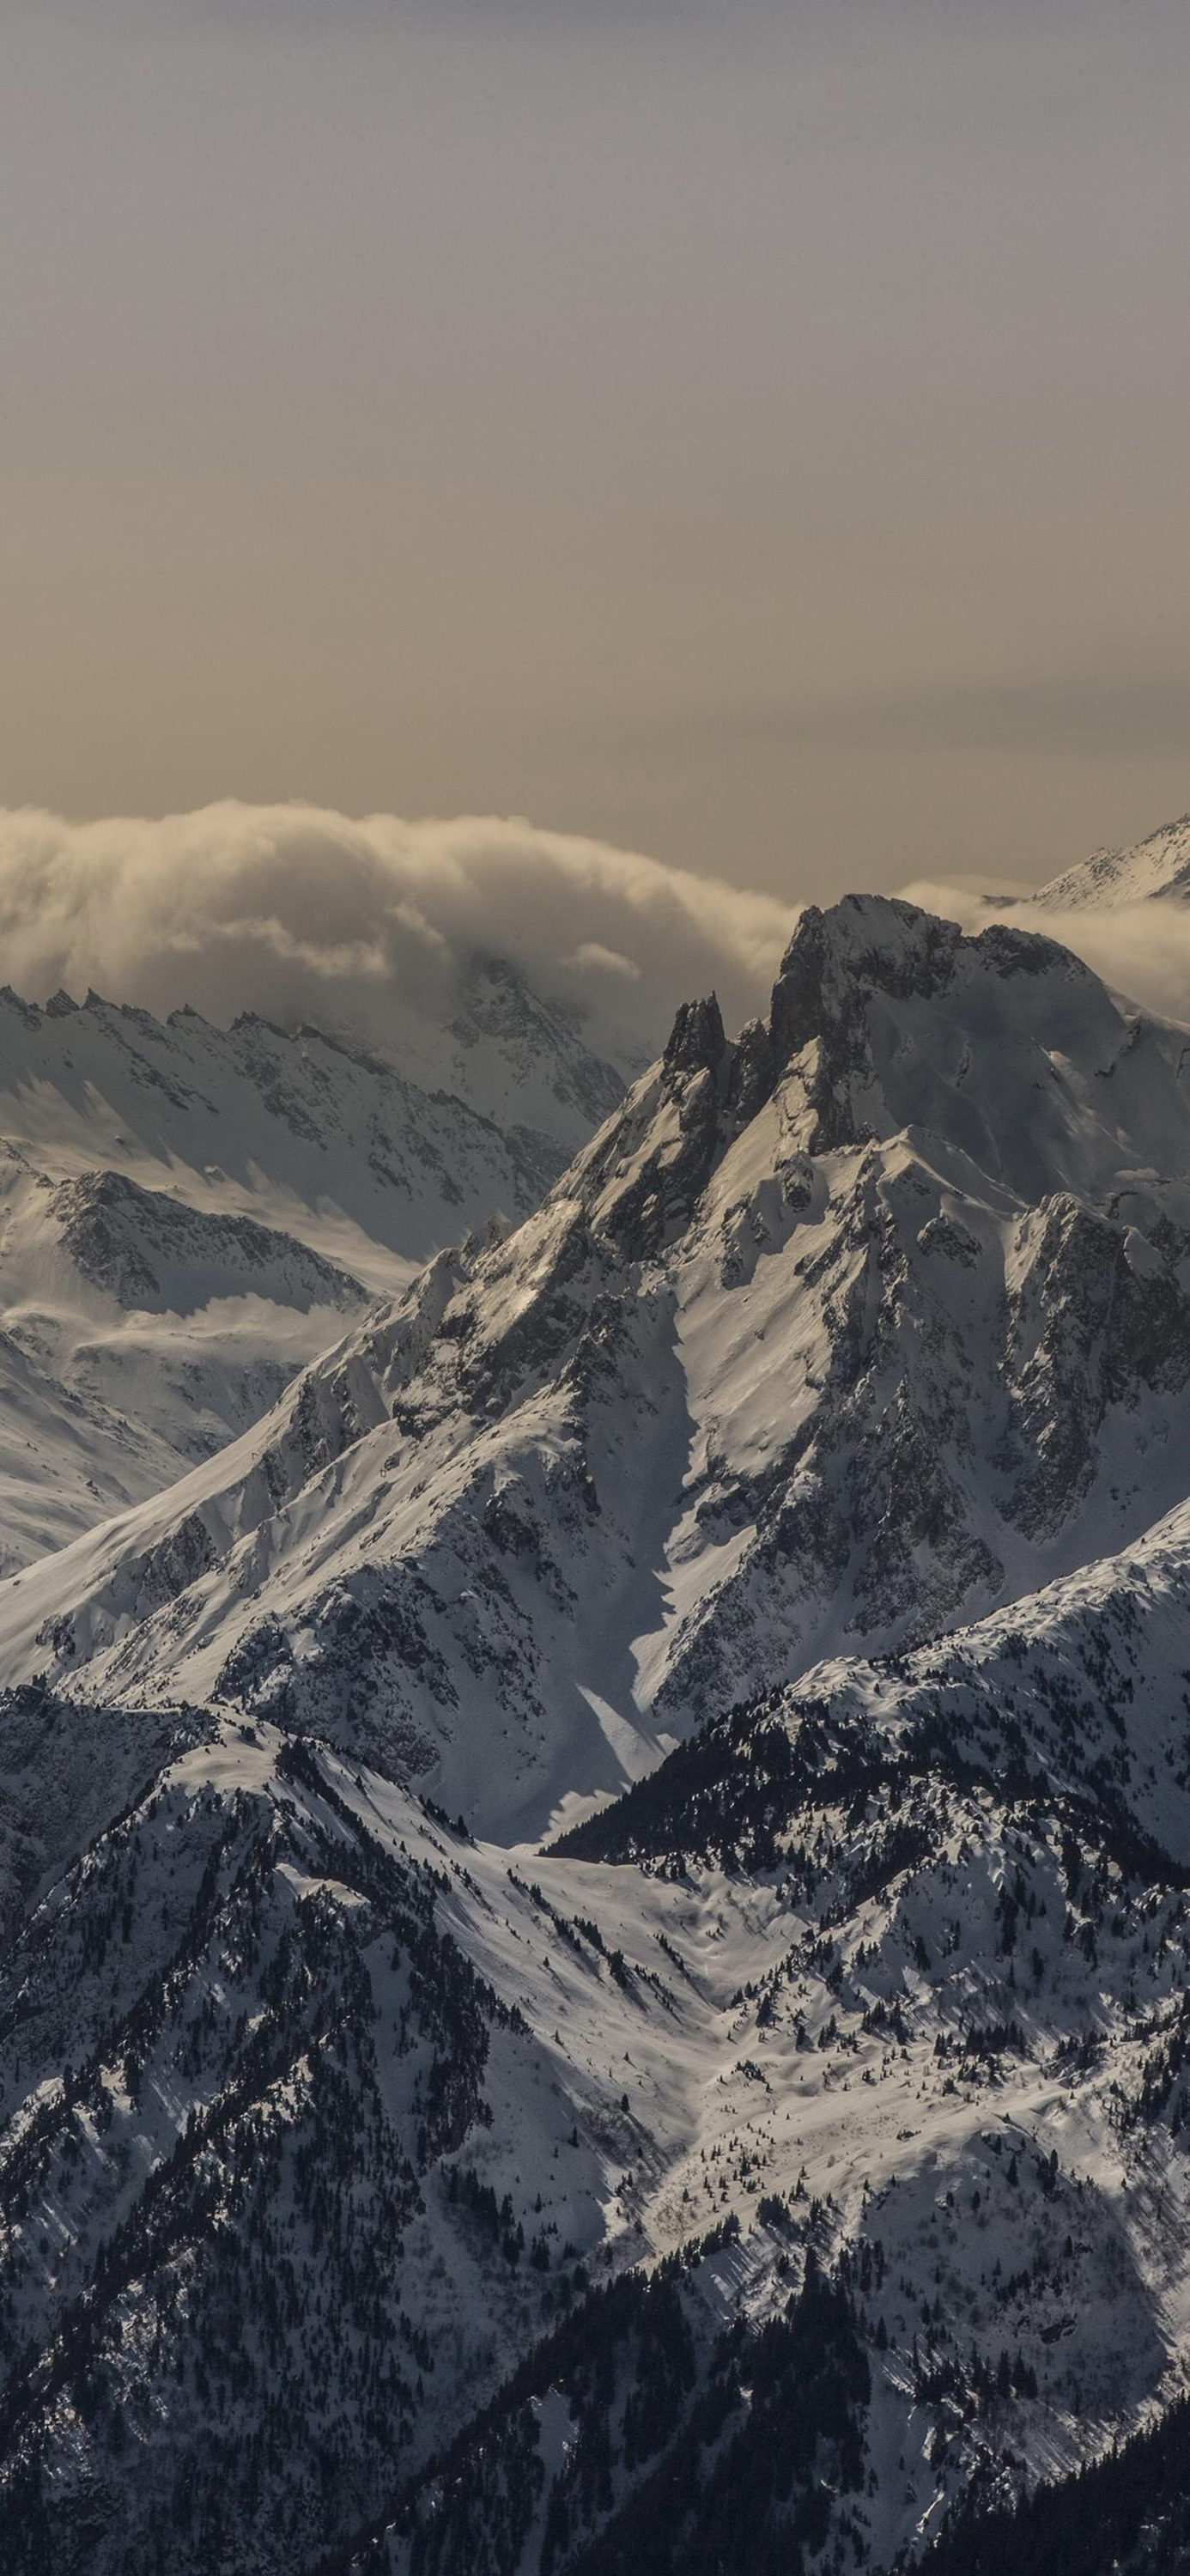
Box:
[3, 0, 1189, 903]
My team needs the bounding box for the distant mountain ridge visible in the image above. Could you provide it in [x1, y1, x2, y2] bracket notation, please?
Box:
[0, 951, 629, 1568]
[0, 947, 628, 1267]
[1034, 810, 1190, 908]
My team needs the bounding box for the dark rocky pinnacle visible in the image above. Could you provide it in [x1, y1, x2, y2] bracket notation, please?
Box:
[664, 993, 726, 1078]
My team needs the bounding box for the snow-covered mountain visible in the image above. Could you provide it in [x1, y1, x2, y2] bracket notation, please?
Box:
[5, 1499, 1190, 2571]
[8, 893, 1190, 1840]
[0, 957, 628, 1569]
[6, 887, 1190, 2573]
[1034, 810, 1190, 908]
[0, 951, 629, 1229]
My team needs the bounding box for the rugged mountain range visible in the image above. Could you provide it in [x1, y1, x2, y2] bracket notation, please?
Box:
[5, 1507, 1190, 2573]
[0, 955, 628, 1571]
[5, 892, 1190, 1838]
[3, 886, 1190, 2571]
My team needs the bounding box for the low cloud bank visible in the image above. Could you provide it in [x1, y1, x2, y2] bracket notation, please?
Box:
[2, 805, 1187, 1072]
[0, 804, 797, 1061]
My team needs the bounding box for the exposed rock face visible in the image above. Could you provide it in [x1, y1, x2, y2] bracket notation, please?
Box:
[724, 1012, 775, 1124]
[775, 886, 955, 1013]
[662, 992, 726, 1078]
[1001, 1194, 1190, 1536]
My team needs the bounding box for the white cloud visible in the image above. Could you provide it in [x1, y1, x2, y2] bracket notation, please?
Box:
[9, 805, 1184, 1072]
[558, 941, 642, 982]
[0, 803, 797, 1060]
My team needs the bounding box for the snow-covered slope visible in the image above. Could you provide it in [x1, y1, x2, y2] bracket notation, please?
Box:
[562, 1485, 1190, 1879]
[0, 952, 628, 1248]
[8, 894, 1190, 1838]
[0, 1148, 371, 1571]
[7, 1498, 1190, 2571]
[1035, 811, 1190, 908]
[0, 957, 628, 1568]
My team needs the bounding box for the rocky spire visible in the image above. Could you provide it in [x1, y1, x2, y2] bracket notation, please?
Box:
[663, 992, 726, 1078]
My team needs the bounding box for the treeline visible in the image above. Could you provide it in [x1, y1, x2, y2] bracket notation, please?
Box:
[910, 2386, 1190, 2576]
[331, 2233, 870, 2576]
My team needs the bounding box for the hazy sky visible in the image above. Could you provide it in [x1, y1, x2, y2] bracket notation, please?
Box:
[4, 0, 1189, 902]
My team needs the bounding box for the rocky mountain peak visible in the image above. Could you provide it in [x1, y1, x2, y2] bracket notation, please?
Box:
[662, 992, 726, 1078]
[724, 1012, 774, 1122]
[769, 892, 961, 1060]
[767, 893, 1090, 1081]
